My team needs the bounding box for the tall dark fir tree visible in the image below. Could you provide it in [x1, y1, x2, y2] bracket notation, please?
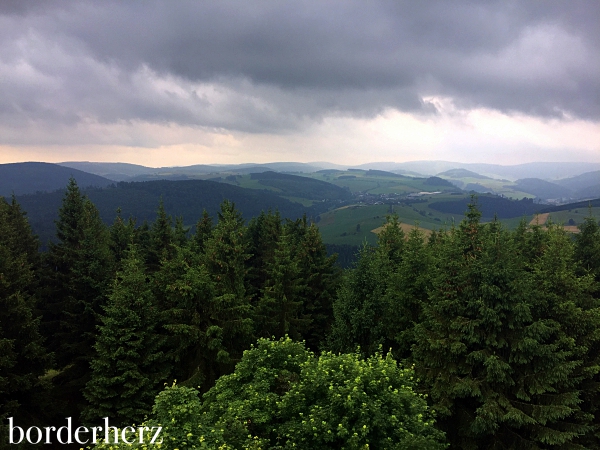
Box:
[83, 245, 168, 426]
[39, 178, 113, 415]
[0, 197, 49, 444]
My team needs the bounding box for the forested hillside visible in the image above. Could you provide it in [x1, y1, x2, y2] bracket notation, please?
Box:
[14, 179, 317, 247]
[0, 162, 113, 196]
[1, 181, 600, 449]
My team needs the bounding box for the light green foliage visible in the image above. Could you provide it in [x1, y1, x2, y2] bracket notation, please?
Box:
[200, 337, 446, 449]
[199, 337, 310, 448]
[275, 350, 446, 449]
[91, 338, 446, 449]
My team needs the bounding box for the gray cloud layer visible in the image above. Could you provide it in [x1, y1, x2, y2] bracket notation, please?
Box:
[1, 0, 598, 141]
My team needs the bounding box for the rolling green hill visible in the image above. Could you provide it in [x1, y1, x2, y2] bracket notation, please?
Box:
[308, 169, 460, 195]
[437, 168, 492, 179]
[250, 171, 352, 201]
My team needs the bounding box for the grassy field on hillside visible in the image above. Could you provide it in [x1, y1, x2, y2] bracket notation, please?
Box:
[531, 207, 600, 229]
[315, 199, 600, 246]
[308, 170, 443, 194]
[316, 201, 460, 246]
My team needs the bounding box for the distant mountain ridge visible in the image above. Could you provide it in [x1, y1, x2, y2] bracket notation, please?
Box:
[554, 170, 600, 192]
[0, 162, 113, 196]
[4, 160, 598, 205]
[59, 161, 327, 181]
[353, 161, 600, 181]
[57, 160, 600, 184]
[436, 169, 493, 180]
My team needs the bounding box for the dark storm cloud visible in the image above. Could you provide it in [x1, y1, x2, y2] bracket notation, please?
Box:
[0, 0, 598, 139]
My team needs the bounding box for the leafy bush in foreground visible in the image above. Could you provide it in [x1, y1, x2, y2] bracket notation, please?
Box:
[92, 337, 446, 449]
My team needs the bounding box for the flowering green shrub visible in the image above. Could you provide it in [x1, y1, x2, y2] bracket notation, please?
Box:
[92, 337, 446, 449]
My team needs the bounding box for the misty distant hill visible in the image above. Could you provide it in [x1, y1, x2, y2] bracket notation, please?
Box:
[554, 170, 600, 192]
[352, 161, 600, 180]
[423, 176, 456, 187]
[437, 169, 492, 179]
[513, 178, 572, 199]
[0, 162, 113, 196]
[365, 169, 409, 178]
[465, 183, 494, 193]
[59, 160, 600, 183]
[573, 184, 600, 200]
[59, 161, 327, 181]
[58, 161, 156, 181]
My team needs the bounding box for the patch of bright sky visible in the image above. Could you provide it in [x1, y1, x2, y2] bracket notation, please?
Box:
[1, 99, 598, 167]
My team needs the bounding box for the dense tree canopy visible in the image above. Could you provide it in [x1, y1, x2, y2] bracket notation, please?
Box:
[4, 182, 600, 449]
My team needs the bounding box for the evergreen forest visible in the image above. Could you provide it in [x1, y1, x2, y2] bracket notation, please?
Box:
[2, 178, 600, 449]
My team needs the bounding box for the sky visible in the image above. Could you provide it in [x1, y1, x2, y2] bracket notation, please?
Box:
[1, 0, 599, 167]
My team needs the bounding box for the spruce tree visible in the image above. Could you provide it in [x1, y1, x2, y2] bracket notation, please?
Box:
[41, 180, 113, 363]
[245, 210, 282, 302]
[173, 216, 189, 248]
[152, 244, 215, 386]
[146, 199, 174, 272]
[294, 222, 339, 350]
[83, 246, 168, 426]
[134, 220, 152, 263]
[201, 201, 253, 380]
[0, 197, 49, 426]
[256, 228, 306, 340]
[64, 200, 113, 367]
[327, 244, 391, 356]
[412, 203, 600, 448]
[39, 179, 113, 417]
[386, 226, 432, 360]
[375, 213, 405, 265]
[109, 208, 136, 264]
[327, 215, 405, 356]
[191, 209, 213, 254]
